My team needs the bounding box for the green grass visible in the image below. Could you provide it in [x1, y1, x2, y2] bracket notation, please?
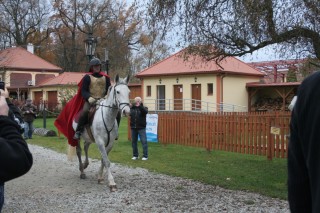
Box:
[31, 116, 288, 200]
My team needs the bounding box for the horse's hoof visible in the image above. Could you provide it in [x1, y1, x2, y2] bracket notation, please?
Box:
[109, 185, 117, 192]
[98, 179, 105, 184]
[80, 174, 86, 179]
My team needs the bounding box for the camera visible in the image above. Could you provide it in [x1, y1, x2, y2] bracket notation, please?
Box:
[0, 81, 5, 90]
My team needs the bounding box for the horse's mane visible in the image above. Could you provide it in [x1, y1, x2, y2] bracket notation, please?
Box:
[105, 86, 112, 99]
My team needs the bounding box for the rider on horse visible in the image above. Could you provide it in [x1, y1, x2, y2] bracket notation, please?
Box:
[54, 57, 110, 146]
[73, 58, 111, 140]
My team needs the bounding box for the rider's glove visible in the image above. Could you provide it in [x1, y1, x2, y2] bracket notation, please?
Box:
[88, 97, 96, 105]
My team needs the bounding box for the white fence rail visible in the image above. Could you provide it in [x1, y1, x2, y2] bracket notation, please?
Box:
[139, 99, 247, 112]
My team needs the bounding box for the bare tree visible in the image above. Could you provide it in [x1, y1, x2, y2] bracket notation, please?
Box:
[146, 0, 320, 62]
[131, 29, 171, 75]
[51, 0, 84, 72]
[99, 1, 146, 77]
[0, 0, 50, 46]
[77, 0, 149, 77]
[76, 0, 112, 72]
[104, 1, 171, 77]
[51, 0, 135, 74]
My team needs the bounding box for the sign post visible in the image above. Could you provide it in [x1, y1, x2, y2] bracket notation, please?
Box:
[268, 126, 280, 160]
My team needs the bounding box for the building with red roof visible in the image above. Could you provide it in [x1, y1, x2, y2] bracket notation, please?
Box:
[135, 49, 265, 112]
[0, 45, 62, 104]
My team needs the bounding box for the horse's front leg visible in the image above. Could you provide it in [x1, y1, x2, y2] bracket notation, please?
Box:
[97, 143, 117, 192]
[76, 143, 86, 179]
[83, 141, 91, 169]
[97, 159, 104, 184]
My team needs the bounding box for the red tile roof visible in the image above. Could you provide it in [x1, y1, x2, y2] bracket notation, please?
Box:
[39, 72, 86, 86]
[136, 49, 264, 77]
[0, 47, 62, 71]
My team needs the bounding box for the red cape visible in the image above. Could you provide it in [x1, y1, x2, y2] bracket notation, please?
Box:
[54, 72, 109, 146]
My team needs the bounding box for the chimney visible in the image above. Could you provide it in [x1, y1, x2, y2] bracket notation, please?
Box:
[27, 43, 34, 54]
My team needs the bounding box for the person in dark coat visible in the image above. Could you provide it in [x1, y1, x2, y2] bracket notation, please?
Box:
[21, 99, 37, 139]
[0, 89, 33, 211]
[129, 97, 148, 160]
[288, 71, 320, 212]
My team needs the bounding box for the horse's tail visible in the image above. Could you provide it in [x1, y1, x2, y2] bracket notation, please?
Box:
[67, 145, 76, 161]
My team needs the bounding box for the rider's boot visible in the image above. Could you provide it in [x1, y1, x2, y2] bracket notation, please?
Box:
[73, 113, 87, 140]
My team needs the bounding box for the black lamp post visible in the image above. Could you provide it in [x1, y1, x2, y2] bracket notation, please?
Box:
[105, 48, 109, 75]
[84, 32, 97, 62]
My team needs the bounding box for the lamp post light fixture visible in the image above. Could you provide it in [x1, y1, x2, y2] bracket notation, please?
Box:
[84, 32, 97, 62]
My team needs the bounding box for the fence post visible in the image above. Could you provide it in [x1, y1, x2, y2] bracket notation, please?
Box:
[267, 134, 273, 160]
[43, 101, 47, 129]
[267, 114, 273, 160]
[127, 117, 131, 141]
[267, 117, 276, 160]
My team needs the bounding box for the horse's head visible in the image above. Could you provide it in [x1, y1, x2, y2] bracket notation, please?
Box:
[114, 74, 131, 117]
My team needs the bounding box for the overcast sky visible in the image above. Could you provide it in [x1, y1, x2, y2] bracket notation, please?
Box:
[239, 46, 283, 62]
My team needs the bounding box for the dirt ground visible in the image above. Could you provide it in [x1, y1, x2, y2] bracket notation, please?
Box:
[2, 145, 289, 213]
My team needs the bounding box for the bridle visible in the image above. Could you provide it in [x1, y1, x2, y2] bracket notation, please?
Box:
[98, 83, 130, 110]
[113, 83, 130, 112]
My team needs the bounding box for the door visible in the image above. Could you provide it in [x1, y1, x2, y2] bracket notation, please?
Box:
[157, 85, 165, 110]
[191, 84, 201, 110]
[174, 85, 183, 110]
[47, 91, 58, 111]
[34, 91, 43, 108]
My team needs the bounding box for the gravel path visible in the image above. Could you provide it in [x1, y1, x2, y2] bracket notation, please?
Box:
[2, 145, 289, 213]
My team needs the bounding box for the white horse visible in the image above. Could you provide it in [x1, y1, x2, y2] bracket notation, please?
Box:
[72, 74, 130, 192]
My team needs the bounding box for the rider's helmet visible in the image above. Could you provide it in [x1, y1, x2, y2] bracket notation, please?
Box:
[89, 57, 101, 71]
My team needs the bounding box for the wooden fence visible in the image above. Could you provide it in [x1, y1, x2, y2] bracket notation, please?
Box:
[128, 111, 291, 159]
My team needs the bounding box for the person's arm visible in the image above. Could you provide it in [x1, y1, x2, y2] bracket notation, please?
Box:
[32, 104, 38, 115]
[81, 75, 91, 101]
[0, 95, 33, 183]
[21, 105, 29, 116]
[139, 103, 148, 115]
